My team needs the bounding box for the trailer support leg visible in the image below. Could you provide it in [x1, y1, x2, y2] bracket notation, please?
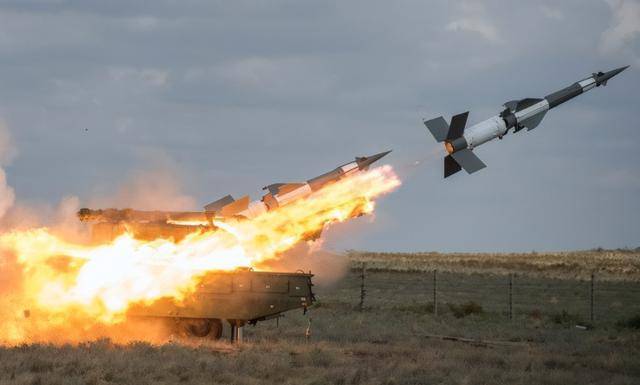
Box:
[228, 320, 244, 343]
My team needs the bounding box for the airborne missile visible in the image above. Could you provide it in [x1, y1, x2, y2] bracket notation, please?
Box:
[423, 66, 629, 178]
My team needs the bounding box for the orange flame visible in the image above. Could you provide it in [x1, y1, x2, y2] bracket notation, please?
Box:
[0, 165, 400, 343]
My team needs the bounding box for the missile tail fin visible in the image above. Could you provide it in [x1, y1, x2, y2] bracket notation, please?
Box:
[450, 149, 486, 176]
[424, 116, 449, 142]
[219, 196, 250, 217]
[425, 111, 469, 143]
[444, 155, 462, 178]
[263, 183, 286, 194]
[204, 194, 235, 213]
[446, 111, 469, 140]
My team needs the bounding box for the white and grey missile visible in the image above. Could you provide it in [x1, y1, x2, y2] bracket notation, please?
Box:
[78, 151, 391, 242]
[423, 66, 629, 178]
[203, 150, 392, 219]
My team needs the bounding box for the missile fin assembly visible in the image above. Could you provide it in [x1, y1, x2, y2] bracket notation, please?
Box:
[424, 66, 629, 178]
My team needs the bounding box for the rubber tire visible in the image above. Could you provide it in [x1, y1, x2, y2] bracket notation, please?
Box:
[209, 319, 223, 340]
[183, 319, 212, 337]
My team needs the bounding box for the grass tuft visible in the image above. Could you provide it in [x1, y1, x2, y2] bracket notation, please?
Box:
[447, 301, 483, 318]
[616, 314, 640, 329]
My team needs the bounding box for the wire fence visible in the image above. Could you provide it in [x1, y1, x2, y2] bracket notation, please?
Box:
[320, 265, 640, 325]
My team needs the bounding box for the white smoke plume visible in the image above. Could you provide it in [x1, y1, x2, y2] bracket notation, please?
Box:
[0, 119, 16, 220]
[87, 150, 197, 211]
[259, 241, 349, 287]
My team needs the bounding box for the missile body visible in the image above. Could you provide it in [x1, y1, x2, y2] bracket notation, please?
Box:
[79, 151, 391, 224]
[206, 150, 391, 219]
[424, 66, 629, 178]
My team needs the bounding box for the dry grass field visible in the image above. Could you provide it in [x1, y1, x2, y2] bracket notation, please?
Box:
[1, 251, 639, 385]
[347, 249, 640, 281]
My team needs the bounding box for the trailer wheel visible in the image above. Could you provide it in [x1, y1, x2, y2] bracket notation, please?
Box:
[182, 318, 212, 337]
[209, 319, 223, 340]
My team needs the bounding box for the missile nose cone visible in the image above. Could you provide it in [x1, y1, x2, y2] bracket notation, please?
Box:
[595, 65, 630, 86]
[356, 150, 392, 170]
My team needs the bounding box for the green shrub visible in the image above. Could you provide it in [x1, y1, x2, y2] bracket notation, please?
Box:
[529, 308, 542, 320]
[447, 301, 483, 318]
[550, 310, 584, 326]
[616, 314, 640, 329]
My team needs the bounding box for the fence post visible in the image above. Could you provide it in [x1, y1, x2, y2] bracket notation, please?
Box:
[359, 262, 366, 311]
[508, 273, 513, 321]
[433, 269, 438, 317]
[590, 272, 595, 323]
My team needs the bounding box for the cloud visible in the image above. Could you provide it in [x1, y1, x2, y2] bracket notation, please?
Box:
[108, 67, 169, 87]
[540, 5, 564, 20]
[599, 168, 640, 189]
[446, 2, 502, 43]
[0, 119, 17, 165]
[115, 117, 134, 133]
[182, 56, 335, 102]
[124, 16, 159, 32]
[446, 18, 501, 43]
[600, 0, 640, 63]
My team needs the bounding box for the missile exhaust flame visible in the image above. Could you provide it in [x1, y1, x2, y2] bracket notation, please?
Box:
[0, 165, 400, 344]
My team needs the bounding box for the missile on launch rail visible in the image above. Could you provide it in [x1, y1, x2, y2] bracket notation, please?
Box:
[80, 151, 391, 223]
[204, 150, 392, 219]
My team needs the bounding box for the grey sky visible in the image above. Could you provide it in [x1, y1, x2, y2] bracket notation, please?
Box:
[0, 0, 638, 252]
